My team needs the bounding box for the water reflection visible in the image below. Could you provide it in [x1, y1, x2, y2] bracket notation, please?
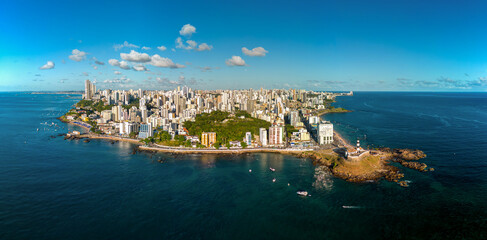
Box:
[198, 154, 217, 168]
[312, 166, 333, 191]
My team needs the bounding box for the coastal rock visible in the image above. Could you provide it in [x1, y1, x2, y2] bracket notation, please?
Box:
[379, 148, 426, 161]
[400, 161, 428, 172]
[399, 181, 409, 187]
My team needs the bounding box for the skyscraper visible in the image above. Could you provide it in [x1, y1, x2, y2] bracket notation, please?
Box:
[84, 79, 95, 100]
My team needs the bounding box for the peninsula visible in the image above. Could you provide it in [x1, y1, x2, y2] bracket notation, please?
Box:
[60, 80, 430, 186]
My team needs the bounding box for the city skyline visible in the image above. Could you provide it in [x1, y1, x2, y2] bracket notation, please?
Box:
[1, 0, 487, 92]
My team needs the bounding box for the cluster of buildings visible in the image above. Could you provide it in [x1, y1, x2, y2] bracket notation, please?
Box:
[72, 79, 343, 148]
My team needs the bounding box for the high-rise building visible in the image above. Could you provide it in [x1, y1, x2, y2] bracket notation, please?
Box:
[112, 105, 122, 122]
[318, 121, 333, 145]
[84, 79, 95, 100]
[138, 123, 153, 139]
[289, 110, 299, 126]
[259, 128, 268, 146]
[308, 116, 320, 125]
[201, 132, 216, 147]
[269, 126, 283, 146]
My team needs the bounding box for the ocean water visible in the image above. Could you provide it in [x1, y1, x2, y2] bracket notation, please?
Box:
[0, 92, 486, 239]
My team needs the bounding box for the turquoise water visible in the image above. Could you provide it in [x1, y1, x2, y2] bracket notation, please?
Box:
[0, 92, 486, 239]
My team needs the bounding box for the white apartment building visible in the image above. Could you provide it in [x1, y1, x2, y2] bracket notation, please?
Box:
[318, 121, 333, 145]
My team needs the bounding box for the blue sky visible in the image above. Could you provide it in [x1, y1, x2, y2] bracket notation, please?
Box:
[1, 0, 487, 91]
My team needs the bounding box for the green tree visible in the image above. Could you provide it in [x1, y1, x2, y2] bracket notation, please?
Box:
[241, 141, 247, 149]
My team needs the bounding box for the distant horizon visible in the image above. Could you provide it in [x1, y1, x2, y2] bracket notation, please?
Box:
[2, 89, 486, 93]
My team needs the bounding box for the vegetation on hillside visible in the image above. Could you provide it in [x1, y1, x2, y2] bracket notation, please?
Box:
[76, 99, 113, 112]
[183, 110, 271, 144]
[285, 124, 298, 138]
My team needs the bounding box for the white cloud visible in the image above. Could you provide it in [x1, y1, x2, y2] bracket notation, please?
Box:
[108, 59, 131, 70]
[39, 61, 55, 70]
[69, 49, 87, 62]
[108, 59, 119, 66]
[149, 54, 185, 69]
[114, 71, 122, 75]
[120, 50, 151, 62]
[176, 37, 194, 50]
[119, 61, 130, 70]
[187, 40, 197, 49]
[141, 46, 151, 50]
[179, 24, 196, 37]
[176, 38, 212, 51]
[157, 45, 167, 51]
[93, 65, 98, 70]
[197, 43, 212, 51]
[113, 41, 140, 51]
[242, 47, 268, 57]
[226, 56, 246, 66]
[133, 64, 148, 71]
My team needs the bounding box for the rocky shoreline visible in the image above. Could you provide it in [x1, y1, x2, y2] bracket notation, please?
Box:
[295, 147, 430, 186]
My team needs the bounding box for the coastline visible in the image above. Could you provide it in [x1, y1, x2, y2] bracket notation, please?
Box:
[139, 145, 312, 154]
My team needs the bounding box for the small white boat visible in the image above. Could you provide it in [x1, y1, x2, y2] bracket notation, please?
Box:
[249, 169, 252, 173]
[272, 178, 276, 182]
[342, 206, 361, 209]
[269, 167, 276, 172]
[297, 191, 308, 196]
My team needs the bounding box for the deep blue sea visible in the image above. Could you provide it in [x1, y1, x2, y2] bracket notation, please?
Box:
[0, 92, 486, 239]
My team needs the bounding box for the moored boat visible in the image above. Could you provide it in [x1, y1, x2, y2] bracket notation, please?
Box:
[297, 191, 308, 196]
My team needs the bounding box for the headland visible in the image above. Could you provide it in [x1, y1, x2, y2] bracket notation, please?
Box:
[59, 85, 431, 186]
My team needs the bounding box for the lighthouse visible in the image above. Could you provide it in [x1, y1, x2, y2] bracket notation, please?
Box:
[356, 139, 360, 151]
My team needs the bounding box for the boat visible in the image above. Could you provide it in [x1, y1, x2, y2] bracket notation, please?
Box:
[272, 178, 276, 182]
[269, 167, 276, 172]
[249, 169, 252, 173]
[297, 191, 308, 196]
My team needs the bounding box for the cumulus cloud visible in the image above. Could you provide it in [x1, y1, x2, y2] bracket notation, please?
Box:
[113, 41, 140, 51]
[39, 61, 55, 70]
[93, 65, 98, 70]
[150, 54, 185, 68]
[108, 59, 131, 70]
[120, 50, 151, 62]
[114, 71, 122, 75]
[133, 64, 148, 72]
[242, 47, 268, 57]
[197, 43, 212, 51]
[176, 37, 212, 51]
[69, 49, 87, 62]
[157, 45, 167, 51]
[179, 24, 196, 36]
[142, 46, 151, 50]
[226, 56, 246, 66]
